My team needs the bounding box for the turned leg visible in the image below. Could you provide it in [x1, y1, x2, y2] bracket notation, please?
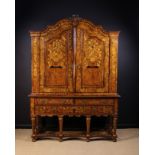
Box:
[86, 116, 91, 142]
[36, 116, 39, 134]
[112, 115, 118, 142]
[105, 116, 109, 132]
[58, 116, 63, 142]
[107, 116, 113, 135]
[112, 99, 118, 142]
[31, 117, 37, 142]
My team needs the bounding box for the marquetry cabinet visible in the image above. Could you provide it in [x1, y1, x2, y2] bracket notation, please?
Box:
[29, 15, 120, 142]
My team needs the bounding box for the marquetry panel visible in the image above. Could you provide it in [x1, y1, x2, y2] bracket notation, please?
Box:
[30, 35, 40, 92]
[34, 105, 74, 116]
[108, 32, 119, 93]
[76, 20, 110, 93]
[74, 105, 113, 116]
[35, 98, 73, 105]
[75, 99, 114, 105]
[34, 105, 113, 116]
[39, 20, 73, 93]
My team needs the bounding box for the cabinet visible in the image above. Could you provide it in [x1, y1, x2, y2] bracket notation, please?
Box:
[29, 15, 120, 142]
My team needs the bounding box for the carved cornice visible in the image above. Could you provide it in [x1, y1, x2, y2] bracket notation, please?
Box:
[30, 15, 111, 37]
[109, 31, 120, 38]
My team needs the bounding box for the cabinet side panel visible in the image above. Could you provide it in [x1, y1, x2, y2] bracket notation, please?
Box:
[31, 36, 40, 92]
[109, 32, 119, 93]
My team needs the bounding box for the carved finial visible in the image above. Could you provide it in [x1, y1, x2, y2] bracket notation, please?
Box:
[71, 14, 81, 26]
[69, 14, 80, 20]
[72, 14, 79, 18]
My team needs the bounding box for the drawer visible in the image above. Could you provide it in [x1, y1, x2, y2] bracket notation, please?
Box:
[35, 105, 56, 115]
[74, 105, 114, 115]
[34, 105, 114, 116]
[34, 105, 74, 116]
[75, 99, 114, 105]
[35, 98, 73, 105]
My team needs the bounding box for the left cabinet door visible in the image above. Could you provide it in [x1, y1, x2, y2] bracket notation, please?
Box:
[40, 27, 73, 93]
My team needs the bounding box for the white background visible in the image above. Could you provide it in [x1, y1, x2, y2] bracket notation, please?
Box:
[0, 0, 155, 154]
[0, 0, 15, 155]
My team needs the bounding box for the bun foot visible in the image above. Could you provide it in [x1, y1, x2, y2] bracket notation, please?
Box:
[112, 135, 117, 142]
[32, 137, 37, 142]
[86, 138, 90, 142]
[59, 138, 63, 142]
[86, 134, 90, 142]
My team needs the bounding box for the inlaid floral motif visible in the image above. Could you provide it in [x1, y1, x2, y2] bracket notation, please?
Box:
[47, 38, 66, 67]
[83, 38, 104, 67]
[33, 38, 38, 77]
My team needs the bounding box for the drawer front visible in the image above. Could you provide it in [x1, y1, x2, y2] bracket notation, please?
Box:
[75, 99, 114, 105]
[74, 106, 113, 115]
[34, 105, 74, 116]
[35, 98, 73, 105]
[34, 105, 113, 116]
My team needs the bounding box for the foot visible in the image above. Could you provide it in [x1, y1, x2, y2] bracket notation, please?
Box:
[32, 137, 37, 142]
[112, 135, 117, 142]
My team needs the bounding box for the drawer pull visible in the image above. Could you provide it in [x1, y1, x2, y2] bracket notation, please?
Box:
[87, 66, 99, 68]
[49, 66, 63, 68]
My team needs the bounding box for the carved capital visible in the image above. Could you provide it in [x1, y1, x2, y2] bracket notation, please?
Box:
[30, 31, 41, 37]
[109, 31, 120, 38]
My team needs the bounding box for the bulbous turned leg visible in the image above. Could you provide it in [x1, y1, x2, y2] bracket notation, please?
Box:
[58, 116, 63, 142]
[32, 137, 37, 142]
[112, 116, 118, 142]
[112, 136, 117, 142]
[86, 116, 91, 142]
[36, 116, 41, 134]
[105, 116, 113, 135]
[31, 117, 37, 142]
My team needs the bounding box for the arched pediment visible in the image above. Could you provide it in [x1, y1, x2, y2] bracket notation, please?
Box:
[30, 15, 109, 37]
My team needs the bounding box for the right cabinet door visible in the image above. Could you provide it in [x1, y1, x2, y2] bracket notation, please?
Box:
[75, 21, 110, 93]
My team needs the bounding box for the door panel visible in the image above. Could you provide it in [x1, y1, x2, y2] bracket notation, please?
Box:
[45, 35, 67, 86]
[40, 29, 73, 93]
[76, 24, 110, 93]
[39, 19, 109, 93]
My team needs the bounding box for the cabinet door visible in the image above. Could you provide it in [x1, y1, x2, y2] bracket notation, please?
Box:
[75, 22, 110, 93]
[40, 28, 73, 93]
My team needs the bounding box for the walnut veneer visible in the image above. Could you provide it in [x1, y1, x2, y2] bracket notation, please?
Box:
[29, 15, 120, 142]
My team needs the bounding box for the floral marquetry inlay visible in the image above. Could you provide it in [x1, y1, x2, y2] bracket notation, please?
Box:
[34, 105, 113, 116]
[47, 37, 66, 67]
[32, 37, 39, 77]
[83, 37, 104, 67]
